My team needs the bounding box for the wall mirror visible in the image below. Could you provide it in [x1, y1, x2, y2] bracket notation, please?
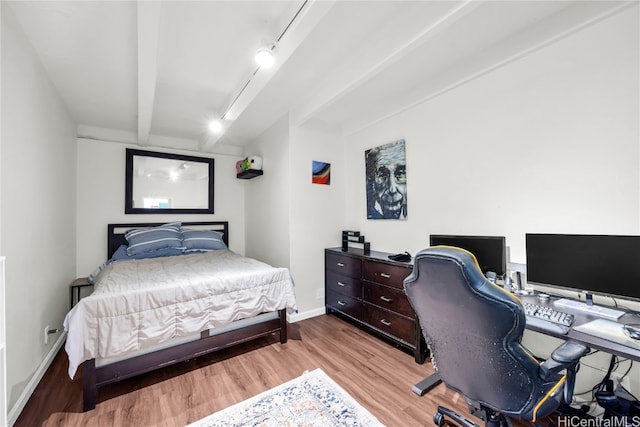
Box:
[125, 148, 214, 214]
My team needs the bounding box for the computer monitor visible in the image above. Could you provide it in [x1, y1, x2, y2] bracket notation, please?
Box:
[429, 235, 506, 277]
[526, 233, 640, 302]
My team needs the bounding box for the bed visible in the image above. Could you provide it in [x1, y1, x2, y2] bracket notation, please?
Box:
[63, 221, 297, 411]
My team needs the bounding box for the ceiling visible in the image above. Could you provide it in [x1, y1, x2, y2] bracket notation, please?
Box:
[6, 0, 635, 156]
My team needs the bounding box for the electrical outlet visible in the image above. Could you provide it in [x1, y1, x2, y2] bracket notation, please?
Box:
[44, 325, 50, 346]
[315, 288, 324, 299]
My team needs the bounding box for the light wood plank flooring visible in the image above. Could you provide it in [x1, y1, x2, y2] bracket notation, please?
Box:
[15, 314, 478, 427]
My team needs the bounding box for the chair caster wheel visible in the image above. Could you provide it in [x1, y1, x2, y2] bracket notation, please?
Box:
[434, 412, 445, 426]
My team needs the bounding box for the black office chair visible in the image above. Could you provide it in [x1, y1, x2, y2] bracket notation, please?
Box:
[404, 247, 589, 427]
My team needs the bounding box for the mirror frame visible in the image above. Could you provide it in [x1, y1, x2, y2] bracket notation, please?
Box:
[125, 148, 215, 214]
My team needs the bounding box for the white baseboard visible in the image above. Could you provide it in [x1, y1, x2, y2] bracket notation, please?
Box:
[287, 307, 326, 323]
[7, 332, 67, 427]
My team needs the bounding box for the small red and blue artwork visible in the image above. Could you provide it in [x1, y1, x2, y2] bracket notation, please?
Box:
[312, 160, 331, 185]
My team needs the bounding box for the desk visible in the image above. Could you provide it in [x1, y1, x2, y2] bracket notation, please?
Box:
[521, 295, 640, 361]
[412, 294, 640, 396]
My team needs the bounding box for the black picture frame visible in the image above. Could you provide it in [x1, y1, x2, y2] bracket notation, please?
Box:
[125, 148, 214, 214]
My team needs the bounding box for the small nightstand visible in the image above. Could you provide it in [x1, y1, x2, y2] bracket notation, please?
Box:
[70, 277, 93, 309]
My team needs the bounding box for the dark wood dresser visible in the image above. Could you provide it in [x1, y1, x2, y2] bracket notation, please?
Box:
[325, 247, 427, 363]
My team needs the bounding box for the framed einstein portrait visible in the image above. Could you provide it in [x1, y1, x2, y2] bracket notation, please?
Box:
[365, 139, 407, 220]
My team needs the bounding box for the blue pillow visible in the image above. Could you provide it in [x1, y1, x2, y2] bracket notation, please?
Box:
[125, 222, 183, 255]
[111, 244, 184, 261]
[182, 229, 227, 251]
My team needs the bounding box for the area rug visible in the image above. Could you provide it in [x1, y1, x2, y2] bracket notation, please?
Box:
[187, 368, 385, 426]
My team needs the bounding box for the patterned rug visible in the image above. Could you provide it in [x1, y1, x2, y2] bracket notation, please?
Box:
[187, 368, 385, 426]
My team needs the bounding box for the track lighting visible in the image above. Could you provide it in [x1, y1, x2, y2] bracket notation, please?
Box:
[208, 120, 222, 134]
[255, 47, 275, 68]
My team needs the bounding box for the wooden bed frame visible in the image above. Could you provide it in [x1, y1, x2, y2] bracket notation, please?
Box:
[81, 221, 288, 411]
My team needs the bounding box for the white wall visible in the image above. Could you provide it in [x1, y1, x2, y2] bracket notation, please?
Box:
[243, 116, 291, 268]
[289, 123, 345, 317]
[76, 139, 246, 276]
[244, 116, 345, 318]
[1, 4, 77, 413]
[341, 6, 639, 401]
[344, 6, 639, 261]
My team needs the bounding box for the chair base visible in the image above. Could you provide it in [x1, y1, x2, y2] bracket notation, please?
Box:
[434, 406, 479, 427]
[435, 402, 596, 427]
[434, 405, 512, 427]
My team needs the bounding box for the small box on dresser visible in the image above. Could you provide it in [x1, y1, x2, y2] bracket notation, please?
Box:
[325, 247, 427, 364]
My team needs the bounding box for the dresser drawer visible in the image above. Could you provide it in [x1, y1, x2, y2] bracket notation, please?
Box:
[326, 252, 361, 277]
[363, 283, 414, 318]
[363, 260, 411, 289]
[326, 290, 363, 321]
[364, 304, 416, 346]
[326, 270, 361, 299]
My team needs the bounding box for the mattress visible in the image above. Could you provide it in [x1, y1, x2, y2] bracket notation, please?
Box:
[64, 250, 297, 378]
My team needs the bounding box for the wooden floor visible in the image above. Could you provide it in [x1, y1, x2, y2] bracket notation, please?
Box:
[15, 314, 479, 427]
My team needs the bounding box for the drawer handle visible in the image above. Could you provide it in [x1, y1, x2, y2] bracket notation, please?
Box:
[379, 296, 392, 302]
[337, 262, 345, 267]
[380, 319, 392, 326]
[337, 301, 346, 307]
[379, 273, 391, 279]
[337, 281, 346, 287]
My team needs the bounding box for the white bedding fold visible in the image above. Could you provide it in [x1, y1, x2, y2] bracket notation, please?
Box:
[64, 250, 297, 378]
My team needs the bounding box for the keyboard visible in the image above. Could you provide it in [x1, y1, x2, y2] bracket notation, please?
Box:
[524, 302, 574, 335]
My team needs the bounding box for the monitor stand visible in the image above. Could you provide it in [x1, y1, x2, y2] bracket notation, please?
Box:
[553, 295, 625, 320]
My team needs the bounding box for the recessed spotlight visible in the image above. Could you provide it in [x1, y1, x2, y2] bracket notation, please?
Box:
[208, 120, 222, 134]
[255, 48, 275, 68]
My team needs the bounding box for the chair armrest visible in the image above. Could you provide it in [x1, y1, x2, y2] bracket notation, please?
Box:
[551, 341, 590, 363]
[539, 341, 590, 380]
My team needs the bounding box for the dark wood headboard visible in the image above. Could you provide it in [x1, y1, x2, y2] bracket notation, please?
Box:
[107, 221, 229, 259]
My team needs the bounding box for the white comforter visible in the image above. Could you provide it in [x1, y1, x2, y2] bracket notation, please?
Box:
[64, 250, 297, 378]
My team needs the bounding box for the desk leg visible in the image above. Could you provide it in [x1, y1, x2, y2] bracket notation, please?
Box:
[412, 373, 442, 396]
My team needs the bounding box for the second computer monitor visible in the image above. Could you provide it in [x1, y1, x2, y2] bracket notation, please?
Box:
[429, 234, 507, 277]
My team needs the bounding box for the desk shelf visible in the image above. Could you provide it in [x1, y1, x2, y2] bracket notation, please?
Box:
[520, 294, 640, 362]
